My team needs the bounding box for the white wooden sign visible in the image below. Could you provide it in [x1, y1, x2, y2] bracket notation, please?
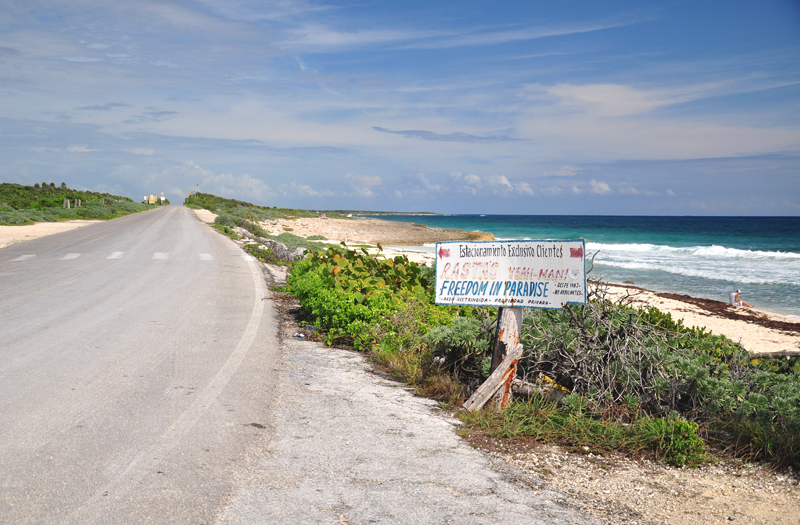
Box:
[434, 239, 586, 309]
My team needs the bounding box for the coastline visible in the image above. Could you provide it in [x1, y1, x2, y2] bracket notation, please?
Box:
[6, 213, 799, 355]
[259, 215, 494, 245]
[264, 215, 798, 355]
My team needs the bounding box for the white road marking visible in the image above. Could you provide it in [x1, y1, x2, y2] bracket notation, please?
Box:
[152, 252, 169, 260]
[60, 253, 81, 260]
[198, 253, 213, 260]
[9, 255, 35, 262]
[107, 252, 124, 259]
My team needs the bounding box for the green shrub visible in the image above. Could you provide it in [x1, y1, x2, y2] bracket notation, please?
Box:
[636, 413, 708, 466]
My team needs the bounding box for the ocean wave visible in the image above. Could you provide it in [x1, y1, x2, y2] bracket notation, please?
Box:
[586, 242, 800, 260]
[596, 260, 800, 285]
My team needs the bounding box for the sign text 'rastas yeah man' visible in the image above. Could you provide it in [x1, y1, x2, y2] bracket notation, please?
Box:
[434, 240, 587, 309]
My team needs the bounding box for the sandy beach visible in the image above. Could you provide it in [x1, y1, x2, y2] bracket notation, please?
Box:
[0, 220, 100, 249]
[259, 215, 494, 245]
[603, 283, 800, 355]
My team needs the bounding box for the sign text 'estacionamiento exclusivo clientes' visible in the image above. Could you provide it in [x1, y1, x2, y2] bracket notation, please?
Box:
[434, 240, 587, 309]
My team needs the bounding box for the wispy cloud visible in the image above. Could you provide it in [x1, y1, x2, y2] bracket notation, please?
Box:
[67, 145, 95, 152]
[75, 102, 131, 111]
[373, 126, 523, 143]
[400, 19, 641, 50]
[62, 56, 103, 63]
[124, 108, 180, 124]
[0, 46, 21, 57]
[280, 16, 641, 52]
[128, 148, 154, 156]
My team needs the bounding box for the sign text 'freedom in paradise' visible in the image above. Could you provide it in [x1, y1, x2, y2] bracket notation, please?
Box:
[434, 239, 587, 309]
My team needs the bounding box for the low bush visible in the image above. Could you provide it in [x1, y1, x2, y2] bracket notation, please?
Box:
[460, 397, 709, 467]
[0, 200, 149, 225]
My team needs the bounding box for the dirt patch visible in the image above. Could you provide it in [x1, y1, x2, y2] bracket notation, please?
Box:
[466, 430, 800, 525]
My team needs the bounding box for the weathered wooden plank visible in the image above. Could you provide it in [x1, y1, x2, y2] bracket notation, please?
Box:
[489, 307, 523, 373]
[463, 343, 524, 412]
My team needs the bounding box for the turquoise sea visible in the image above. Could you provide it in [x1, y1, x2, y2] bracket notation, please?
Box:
[367, 215, 800, 318]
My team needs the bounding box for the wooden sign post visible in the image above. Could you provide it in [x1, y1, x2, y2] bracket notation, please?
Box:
[434, 239, 587, 412]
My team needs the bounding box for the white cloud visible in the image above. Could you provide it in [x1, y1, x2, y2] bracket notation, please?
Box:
[129, 148, 154, 155]
[666, 188, 677, 197]
[450, 171, 482, 195]
[142, 161, 273, 200]
[280, 181, 323, 197]
[401, 170, 441, 197]
[486, 175, 535, 197]
[282, 26, 439, 50]
[62, 56, 103, 63]
[516, 181, 535, 196]
[67, 145, 95, 152]
[551, 165, 579, 177]
[590, 179, 611, 194]
[541, 186, 563, 195]
[548, 84, 666, 117]
[449, 172, 533, 197]
[205, 172, 273, 199]
[345, 172, 382, 198]
[572, 185, 584, 194]
[487, 175, 514, 193]
[345, 172, 382, 186]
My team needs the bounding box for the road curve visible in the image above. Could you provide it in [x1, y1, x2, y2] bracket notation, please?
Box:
[0, 206, 280, 523]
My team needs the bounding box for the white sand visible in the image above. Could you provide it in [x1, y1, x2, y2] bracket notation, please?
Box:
[604, 284, 800, 355]
[0, 220, 101, 249]
[191, 208, 217, 224]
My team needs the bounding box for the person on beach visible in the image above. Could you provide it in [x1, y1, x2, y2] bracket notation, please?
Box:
[729, 289, 753, 308]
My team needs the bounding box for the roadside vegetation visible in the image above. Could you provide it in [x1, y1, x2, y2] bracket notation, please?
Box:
[285, 245, 800, 470]
[0, 182, 149, 225]
[185, 192, 331, 263]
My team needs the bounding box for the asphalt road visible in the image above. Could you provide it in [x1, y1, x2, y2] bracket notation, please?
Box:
[0, 206, 280, 523]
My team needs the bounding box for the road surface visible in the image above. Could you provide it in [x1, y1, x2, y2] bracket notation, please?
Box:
[0, 206, 280, 523]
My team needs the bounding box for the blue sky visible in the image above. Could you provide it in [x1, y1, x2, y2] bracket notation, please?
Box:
[1, 0, 799, 215]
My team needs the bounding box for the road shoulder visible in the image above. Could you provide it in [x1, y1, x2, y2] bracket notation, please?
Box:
[217, 264, 595, 524]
